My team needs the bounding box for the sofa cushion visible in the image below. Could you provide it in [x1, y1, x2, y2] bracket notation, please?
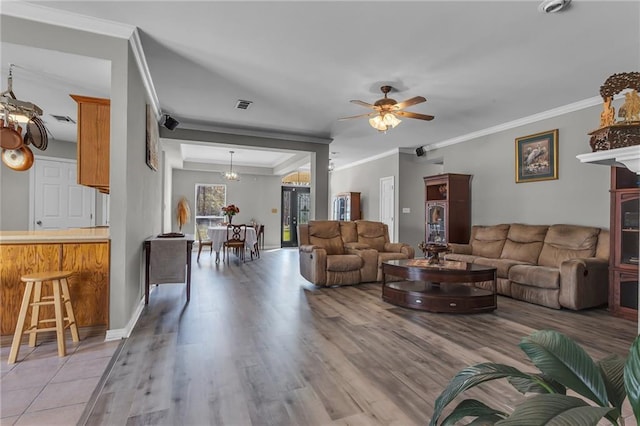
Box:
[356, 221, 387, 252]
[326, 254, 362, 272]
[538, 225, 599, 268]
[500, 224, 548, 264]
[340, 221, 358, 244]
[474, 257, 529, 279]
[308, 221, 344, 255]
[444, 253, 480, 264]
[470, 224, 510, 258]
[509, 264, 560, 289]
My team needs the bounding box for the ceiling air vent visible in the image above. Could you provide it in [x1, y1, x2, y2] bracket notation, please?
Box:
[50, 114, 76, 123]
[235, 99, 253, 110]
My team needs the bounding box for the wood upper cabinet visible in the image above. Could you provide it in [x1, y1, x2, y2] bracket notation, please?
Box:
[424, 173, 472, 244]
[70, 94, 110, 194]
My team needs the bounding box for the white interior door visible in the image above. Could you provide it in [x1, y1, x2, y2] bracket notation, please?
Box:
[31, 158, 95, 230]
[380, 176, 395, 242]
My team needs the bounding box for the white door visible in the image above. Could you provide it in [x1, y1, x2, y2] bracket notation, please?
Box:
[380, 176, 395, 242]
[31, 158, 95, 230]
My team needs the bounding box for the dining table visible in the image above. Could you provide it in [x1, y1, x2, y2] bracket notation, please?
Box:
[207, 225, 258, 263]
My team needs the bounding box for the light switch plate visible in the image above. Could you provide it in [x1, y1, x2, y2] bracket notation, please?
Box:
[402, 208, 410, 213]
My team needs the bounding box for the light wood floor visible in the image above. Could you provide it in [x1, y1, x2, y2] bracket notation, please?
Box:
[84, 248, 638, 425]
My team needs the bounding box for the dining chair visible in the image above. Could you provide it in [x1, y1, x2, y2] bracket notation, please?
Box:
[251, 224, 264, 259]
[223, 224, 247, 263]
[197, 226, 213, 262]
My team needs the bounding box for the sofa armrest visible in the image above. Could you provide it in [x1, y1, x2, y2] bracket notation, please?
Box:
[559, 257, 609, 310]
[298, 245, 327, 285]
[299, 244, 321, 254]
[448, 243, 472, 255]
[383, 242, 415, 259]
[344, 242, 371, 250]
[346, 247, 378, 282]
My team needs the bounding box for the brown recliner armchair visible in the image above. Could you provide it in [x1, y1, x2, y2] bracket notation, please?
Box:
[298, 221, 378, 286]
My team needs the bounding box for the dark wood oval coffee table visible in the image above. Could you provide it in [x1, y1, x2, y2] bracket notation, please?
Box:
[382, 259, 497, 313]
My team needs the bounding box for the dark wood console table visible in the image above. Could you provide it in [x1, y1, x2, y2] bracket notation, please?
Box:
[144, 234, 194, 304]
[382, 259, 497, 313]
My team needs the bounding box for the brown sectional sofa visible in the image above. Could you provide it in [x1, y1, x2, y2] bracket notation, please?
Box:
[445, 223, 609, 310]
[298, 220, 415, 286]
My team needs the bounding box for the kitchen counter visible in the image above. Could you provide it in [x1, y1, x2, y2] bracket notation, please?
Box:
[0, 227, 109, 243]
[1, 228, 110, 335]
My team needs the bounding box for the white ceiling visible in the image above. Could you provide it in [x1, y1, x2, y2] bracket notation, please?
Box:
[2, 1, 639, 170]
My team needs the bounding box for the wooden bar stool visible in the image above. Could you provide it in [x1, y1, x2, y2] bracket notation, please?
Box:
[8, 271, 80, 364]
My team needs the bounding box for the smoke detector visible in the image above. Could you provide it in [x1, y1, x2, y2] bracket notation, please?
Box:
[539, 0, 571, 13]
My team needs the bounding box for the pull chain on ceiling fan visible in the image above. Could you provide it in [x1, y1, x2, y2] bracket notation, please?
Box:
[339, 85, 434, 132]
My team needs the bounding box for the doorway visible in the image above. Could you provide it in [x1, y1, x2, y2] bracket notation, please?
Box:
[30, 158, 95, 230]
[281, 186, 310, 247]
[380, 176, 395, 242]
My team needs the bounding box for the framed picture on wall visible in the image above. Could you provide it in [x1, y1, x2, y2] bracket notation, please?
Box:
[515, 129, 558, 183]
[146, 104, 159, 171]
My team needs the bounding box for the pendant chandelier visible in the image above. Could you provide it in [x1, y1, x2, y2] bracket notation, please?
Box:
[222, 150, 240, 181]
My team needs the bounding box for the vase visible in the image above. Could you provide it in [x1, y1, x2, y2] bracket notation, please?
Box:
[227, 215, 233, 224]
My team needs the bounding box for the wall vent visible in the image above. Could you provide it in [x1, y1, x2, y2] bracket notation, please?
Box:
[50, 114, 76, 123]
[235, 100, 253, 110]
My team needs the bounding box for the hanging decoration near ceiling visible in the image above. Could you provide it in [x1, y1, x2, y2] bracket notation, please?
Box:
[339, 85, 434, 132]
[588, 72, 640, 152]
[222, 150, 240, 181]
[0, 64, 49, 171]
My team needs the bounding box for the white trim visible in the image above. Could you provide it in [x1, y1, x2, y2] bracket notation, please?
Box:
[104, 294, 146, 341]
[0, 1, 134, 39]
[577, 145, 640, 174]
[334, 148, 399, 172]
[426, 96, 603, 151]
[2, 2, 161, 123]
[130, 29, 162, 121]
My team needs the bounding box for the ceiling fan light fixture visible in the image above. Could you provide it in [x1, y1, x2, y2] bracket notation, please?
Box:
[383, 112, 401, 128]
[369, 115, 387, 131]
[222, 150, 240, 181]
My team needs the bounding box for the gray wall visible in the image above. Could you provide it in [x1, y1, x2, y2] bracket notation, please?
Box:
[329, 153, 399, 237]
[2, 15, 163, 331]
[343, 104, 611, 253]
[172, 169, 282, 248]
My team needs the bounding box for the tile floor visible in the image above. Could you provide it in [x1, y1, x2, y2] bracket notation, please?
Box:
[1, 332, 121, 425]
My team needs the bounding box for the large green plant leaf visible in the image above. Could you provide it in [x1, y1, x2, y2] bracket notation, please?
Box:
[624, 335, 640, 421]
[508, 374, 566, 395]
[430, 363, 536, 426]
[598, 354, 626, 414]
[495, 394, 612, 426]
[519, 330, 609, 407]
[441, 399, 506, 426]
[466, 415, 503, 426]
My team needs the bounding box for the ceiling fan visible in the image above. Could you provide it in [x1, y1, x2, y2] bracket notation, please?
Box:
[340, 85, 434, 131]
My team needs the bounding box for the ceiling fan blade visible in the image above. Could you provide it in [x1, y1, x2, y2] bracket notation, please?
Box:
[393, 96, 426, 110]
[338, 112, 377, 120]
[350, 100, 377, 109]
[395, 110, 435, 121]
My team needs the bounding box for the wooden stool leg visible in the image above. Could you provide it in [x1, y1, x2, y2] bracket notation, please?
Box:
[60, 278, 79, 343]
[8, 282, 34, 364]
[52, 280, 66, 357]
[28, 281, 42, 347]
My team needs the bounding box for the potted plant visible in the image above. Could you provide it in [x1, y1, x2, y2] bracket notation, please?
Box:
[430, 330, 640, 425]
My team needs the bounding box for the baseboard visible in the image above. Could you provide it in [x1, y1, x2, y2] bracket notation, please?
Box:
[104, 293, 146, 341]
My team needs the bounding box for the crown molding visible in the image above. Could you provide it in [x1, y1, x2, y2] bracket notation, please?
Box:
[1, 1, 161, 120]
[428, 95, 603, 150]
[1, 1, 134, 39]
[333, 148, 399, 172]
